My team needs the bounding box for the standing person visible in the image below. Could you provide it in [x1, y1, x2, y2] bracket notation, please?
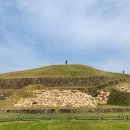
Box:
[65, 60, 68, 65]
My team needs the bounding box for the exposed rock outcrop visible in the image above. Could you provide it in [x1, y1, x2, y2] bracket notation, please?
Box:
[116, 83, 130, 93]
[14, 89, 109, 108]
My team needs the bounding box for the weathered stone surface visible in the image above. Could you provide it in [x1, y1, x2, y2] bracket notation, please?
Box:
[14, 89, 109, 108]
[116, 83, 130, 93]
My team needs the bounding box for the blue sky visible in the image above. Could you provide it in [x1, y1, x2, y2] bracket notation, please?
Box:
[0, 0, 130, 73]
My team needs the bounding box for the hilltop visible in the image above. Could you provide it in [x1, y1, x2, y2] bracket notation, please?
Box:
[0, 64, 129, 79]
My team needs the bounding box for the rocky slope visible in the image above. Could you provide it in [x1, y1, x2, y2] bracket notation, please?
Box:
[14, 89, 109, 108]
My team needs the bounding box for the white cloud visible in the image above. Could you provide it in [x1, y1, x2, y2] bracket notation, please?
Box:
[15, 0, 130, 49]
[0, 0, 130, 73]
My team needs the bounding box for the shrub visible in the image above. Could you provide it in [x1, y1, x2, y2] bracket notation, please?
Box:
[107, 89, 130, 106]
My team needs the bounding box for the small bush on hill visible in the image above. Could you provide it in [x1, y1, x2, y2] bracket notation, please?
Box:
[108, 89, 130, 106]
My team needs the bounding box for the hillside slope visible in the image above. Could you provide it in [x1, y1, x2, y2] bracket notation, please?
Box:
[0, 64, 129, 79]
[0, 65, 130, 110]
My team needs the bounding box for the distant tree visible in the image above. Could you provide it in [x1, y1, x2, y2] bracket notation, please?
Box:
[123, 70, 125, 74]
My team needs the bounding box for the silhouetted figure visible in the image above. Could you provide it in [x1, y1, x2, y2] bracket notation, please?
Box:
[65, 60, 68, 65]
[123, 70, 125, 74]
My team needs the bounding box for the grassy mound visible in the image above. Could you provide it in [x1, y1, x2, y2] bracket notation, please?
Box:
[0, 64, 106, 78]
[108, 89, 130, 106]
[0, 64, 130, 109]
[0, 64, 129, 79]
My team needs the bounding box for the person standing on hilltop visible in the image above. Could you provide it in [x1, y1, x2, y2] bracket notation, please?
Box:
[65, 60, 68, 65]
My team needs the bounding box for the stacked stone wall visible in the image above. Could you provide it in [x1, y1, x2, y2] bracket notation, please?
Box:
[0, 77, 124, 89]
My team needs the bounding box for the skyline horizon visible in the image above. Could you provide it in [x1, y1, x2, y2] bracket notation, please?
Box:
[0, 0, 130, 74]
[0, 63, 127, 75]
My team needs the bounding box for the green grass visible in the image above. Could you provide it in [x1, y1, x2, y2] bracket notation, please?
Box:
[0, 113, 129, 120]
[0, 64, 129, 79]
[108, 89, 130, 106]
[97, 104, 130, 108]
[0, 112, 130, 130]
[0, 120, 130, 130]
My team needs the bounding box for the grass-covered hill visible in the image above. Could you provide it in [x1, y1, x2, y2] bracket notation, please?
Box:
[0, 64, 130, 95]
[0, 64, 130, 110]
[0, 64, 129, 79]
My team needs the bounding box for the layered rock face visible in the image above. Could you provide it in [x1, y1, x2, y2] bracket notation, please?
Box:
[14, 89, 109, 108]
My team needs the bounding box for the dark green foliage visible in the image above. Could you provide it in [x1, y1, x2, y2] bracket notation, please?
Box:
[108, 89, 130, 106]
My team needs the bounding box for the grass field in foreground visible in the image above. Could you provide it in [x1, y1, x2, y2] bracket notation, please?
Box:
[0, 120, 130, 130]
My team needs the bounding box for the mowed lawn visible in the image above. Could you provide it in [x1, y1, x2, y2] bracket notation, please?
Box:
[0, 120, 130, 130]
